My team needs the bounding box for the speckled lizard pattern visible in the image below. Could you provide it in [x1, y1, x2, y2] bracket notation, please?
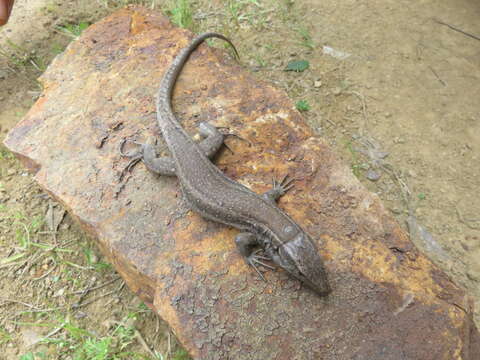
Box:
[121, 33, 330, 296]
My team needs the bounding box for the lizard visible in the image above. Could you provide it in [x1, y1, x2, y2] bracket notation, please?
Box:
[120, 32, 331, 296]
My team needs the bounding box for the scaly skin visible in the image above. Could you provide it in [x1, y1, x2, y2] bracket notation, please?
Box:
[123, 33, 330, 296]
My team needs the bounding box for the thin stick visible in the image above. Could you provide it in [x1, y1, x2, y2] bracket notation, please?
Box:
[429, 66, 446, 86]
[72, 276, 121, 295]
[434, 19, 480, 41]
[134, 328, 157, 359]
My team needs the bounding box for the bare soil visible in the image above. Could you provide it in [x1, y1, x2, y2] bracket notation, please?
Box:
[1, 0, 479, 359]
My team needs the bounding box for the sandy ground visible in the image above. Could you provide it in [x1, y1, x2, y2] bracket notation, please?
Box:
[0, 0, 479, 359]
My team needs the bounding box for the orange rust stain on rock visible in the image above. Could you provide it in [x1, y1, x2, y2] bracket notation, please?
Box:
[130, 11, 149, 35]
[169, 214, 241, 272]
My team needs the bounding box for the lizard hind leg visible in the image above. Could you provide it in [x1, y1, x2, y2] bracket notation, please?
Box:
[235, 232, 274, 281]
[197, 122, 225, 159]
[119, 138, 177, 177]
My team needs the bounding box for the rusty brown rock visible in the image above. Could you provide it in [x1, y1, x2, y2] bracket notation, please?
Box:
[4, 6, 479, 360]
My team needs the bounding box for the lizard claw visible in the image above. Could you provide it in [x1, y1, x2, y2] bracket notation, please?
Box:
[272, 174, 295, 195]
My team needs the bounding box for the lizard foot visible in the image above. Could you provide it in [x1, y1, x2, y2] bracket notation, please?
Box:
[263, 174, 295, 204]
[272, 174, 295, 195]
[215, 126, 253, 153]
[246, 250, 274, 282]
[119, 138, 145, 180]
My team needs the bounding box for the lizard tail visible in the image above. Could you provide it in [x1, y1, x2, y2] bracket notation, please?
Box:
[157, 32, 239, 111]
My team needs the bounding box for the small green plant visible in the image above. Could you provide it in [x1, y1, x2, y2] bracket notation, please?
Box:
[0, 40, 46, 72]
[296, 27, 314, 50]
[296, 100, 310, 112]
[168, 0, 193, 29]
[285, 59, 309, 72]
[81, 337, 111, 359]
[19, 353, 35, 360]
[83, 246, 112, 271]
[33, 317, 145, 359]
[56, 22, 90, 39]
[0, 326, 11, 345]
[417, 193, 426, 200]
[254, 54, 266, 68]
[51, 42, 66, 56]
[172, 348, 191, 360]
[345, 141, 369, 178]
[0, 148, 14, 160]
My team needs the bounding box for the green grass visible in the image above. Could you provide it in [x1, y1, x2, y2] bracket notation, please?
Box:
[167, 0, 193, 30]
[0, 327, 11, 346]
[0, 40, 46, 72]
[296, 100, 310, 112]
[172, 349, 191, 360]
[56, 22, 90, 39]
[296, 26, 314, 49]
[345, 141, 369, 178]
[0, 148, 14, 160]
[17, 317, 151, 360]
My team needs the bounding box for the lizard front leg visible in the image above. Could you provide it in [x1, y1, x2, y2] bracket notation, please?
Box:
[235, 232, 274, 281]
[119, 122, 225, 176]
[262, 174, 295, 204]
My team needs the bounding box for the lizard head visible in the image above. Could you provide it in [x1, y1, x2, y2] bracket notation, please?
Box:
[269, 231, 331, 296]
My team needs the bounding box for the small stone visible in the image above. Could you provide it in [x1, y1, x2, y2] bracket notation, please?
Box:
[384, 112, 392, 118]
[75, 311, 88, 319]
[467, 270, 479, 282]
[54, 287, 65, 297]
[366, 169, 381, 181]
[314, 80, 322, 88]
[21, 328, 42, 347]
[60, 222, 70, 230]
[333, 87, 342, 96]
[390, 207, 402, 215]
[90, 253, 99, 264]
[7, 168, 17, 176]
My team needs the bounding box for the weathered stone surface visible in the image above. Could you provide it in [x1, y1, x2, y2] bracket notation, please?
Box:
[4, 6, 480, 360]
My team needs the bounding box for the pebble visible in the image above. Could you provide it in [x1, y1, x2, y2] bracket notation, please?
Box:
[467, 270, 479, 283]
[90, 253, 99, 264]
[7, 168, 17, 176]
[314, 80, 322, 88]
[390, 207, 402, 215]
[366, 169, 381, 181]
[75, 311, 88, 319]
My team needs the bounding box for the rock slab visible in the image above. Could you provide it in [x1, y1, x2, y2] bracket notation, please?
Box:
[4, 6, 480, 360]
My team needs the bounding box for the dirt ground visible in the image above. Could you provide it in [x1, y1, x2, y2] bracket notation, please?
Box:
[0, 0, 479, 359]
